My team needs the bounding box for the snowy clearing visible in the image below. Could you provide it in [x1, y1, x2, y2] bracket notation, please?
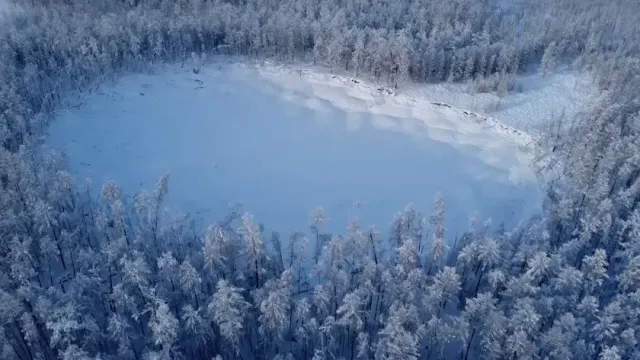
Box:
[416, 71, 597, 134]
[46, 63, 542, 237]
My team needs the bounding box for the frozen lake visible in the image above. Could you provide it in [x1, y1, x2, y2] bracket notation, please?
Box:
[47, 64, 542, 238]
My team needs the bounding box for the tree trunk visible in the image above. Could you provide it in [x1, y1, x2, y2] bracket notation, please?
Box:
[462, 328, 476, 360]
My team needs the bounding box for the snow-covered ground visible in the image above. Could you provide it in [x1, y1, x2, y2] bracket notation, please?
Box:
[263, 64, 598, 135]
[47, 63, 543, 238]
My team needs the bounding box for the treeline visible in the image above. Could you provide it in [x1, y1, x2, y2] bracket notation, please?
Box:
[1, 0, 640, 360]
[2, 0, 640, 150]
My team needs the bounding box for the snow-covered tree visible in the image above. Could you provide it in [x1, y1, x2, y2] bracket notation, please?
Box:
[430, 193, 447, 270]
[375, 302, 419, 360]
[179, 260, 201, 307]
[149, 300, 179, 354]
[259, 269, 293, 345]
[541, 42, 559, 76]
[209, 280, 250, 353]
[239, 212, 266, 288]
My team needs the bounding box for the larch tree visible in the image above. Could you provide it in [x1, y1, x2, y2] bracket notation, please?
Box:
[374, 302, 420, 360]
[209, 280, 250, 355]
[239, 213, 266, 289]
[430, 193, 447, 272]
[258, 269, 294, 353]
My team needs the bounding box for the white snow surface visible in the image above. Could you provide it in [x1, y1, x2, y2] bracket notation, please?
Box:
[276, 64, 597, 135]
[411, 70, 597, 135]
[47, 63, 543, 237]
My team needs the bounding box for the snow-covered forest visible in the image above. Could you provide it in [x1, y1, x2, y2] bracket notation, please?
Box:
[1, 0, 640, 360]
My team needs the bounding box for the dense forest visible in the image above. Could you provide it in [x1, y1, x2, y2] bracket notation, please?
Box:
[1, 0, 640, 359]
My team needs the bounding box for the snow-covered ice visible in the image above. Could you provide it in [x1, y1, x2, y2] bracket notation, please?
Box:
[255, 64, 537, 184]
[46, 63, 542, 238]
